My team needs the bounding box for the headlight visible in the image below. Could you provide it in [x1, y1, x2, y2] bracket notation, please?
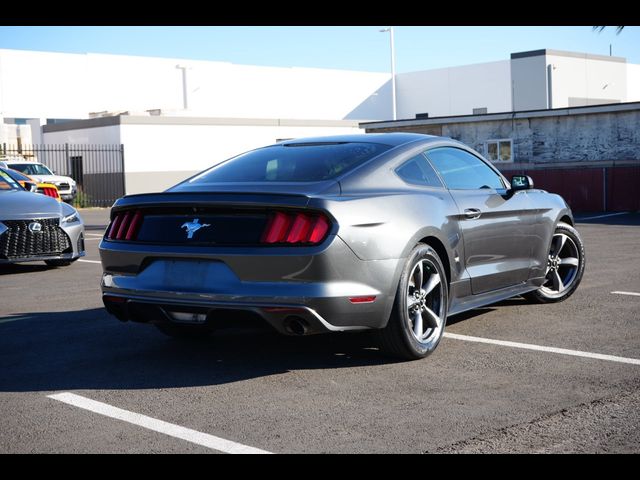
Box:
[62, 212, 80, 224]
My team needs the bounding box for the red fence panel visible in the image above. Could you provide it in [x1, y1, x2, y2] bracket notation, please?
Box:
[607, 167, 640, 212]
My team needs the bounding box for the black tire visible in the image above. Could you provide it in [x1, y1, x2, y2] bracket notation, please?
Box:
[377, 244, 449, 360]
[524, 222, 585, 304]
[45, 259, 76, 267]
[154, 322, 212, 339]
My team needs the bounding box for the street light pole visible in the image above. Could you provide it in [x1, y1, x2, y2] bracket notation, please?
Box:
[176, 65, 189, 110]
[380, 27, 397, 120]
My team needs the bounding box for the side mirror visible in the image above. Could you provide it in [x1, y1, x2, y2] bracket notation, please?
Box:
[511, 175, 534, 191]
[26, 181, 38, 193]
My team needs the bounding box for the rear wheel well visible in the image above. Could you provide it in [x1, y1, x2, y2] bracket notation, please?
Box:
[559, 215, 573, 226]
[418, 236, 451, 287]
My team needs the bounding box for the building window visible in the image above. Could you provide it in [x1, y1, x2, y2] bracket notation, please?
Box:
[485, 139, 513, 163]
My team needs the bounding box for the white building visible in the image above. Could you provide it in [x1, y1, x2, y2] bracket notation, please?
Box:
[0, 48, 391, 127]
[396, 49, 640, 119]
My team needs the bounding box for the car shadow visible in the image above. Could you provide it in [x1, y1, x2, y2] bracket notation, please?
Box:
[0, 263, 51, 275]
[446, 297, 529, 326]
[0, 295, 535, 393]
[0, 308, 398, 393]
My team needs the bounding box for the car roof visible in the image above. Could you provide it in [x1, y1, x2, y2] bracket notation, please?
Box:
[279, 132, 440, 147]
[4, 160, 43, 165]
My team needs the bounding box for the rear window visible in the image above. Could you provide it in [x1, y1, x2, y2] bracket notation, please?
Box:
[188, 142, 391, 183]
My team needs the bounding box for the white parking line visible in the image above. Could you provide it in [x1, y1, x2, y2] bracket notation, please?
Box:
[577, 212, 629, 221]
[48, 392, 272, 454]
[443, 332, 640, 366]
[611, 291, 640, 297]
[78, 259, 101, 264]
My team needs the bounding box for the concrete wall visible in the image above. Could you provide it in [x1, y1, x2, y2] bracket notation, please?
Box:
[0, 49, 391, 123]
[440, 109, 640, 164]
[396, 60, 512, 118]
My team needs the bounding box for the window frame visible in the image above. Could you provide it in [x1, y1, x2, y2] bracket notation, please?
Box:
[394, 152, 444, 189]
[484, 138, 513, 163]
[424, 146, 508, 191]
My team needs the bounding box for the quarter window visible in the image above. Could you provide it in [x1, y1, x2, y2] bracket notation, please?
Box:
[395, 154, 443, 188]
[425, 147, 505, 190]
[485, 139, 513, 162]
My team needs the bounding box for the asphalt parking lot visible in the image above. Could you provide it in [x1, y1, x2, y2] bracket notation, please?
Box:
[1, 209, 639, 453]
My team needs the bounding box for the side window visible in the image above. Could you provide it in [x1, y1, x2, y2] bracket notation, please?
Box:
[425, 147, 505, 190]
[395, 154, 443, 188]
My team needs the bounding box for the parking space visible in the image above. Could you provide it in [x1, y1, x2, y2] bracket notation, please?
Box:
[1, 210, 639, 453]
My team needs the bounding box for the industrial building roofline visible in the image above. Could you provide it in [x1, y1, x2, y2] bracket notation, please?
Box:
[360, 101, 640, 130]
[511, 49, 626, 63]
[43, 115, 361, 133]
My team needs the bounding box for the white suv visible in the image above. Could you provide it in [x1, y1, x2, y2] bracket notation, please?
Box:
[0, 160, 77, 202]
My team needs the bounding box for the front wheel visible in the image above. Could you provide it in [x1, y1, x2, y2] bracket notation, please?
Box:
[524, 222, 585, 303]
[377, 244, 449, 360]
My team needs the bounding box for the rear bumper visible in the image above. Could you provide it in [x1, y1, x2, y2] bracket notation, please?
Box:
[99, 236, 403, 333]
[102, 294, 365, 335]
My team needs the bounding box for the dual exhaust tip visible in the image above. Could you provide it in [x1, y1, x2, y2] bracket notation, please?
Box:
[284, 316, 309, 336]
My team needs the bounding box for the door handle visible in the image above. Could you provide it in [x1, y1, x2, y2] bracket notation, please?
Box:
[464, 208, 482, 219]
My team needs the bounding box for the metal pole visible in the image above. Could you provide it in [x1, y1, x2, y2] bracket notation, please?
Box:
[120, 144, 126, 197]
[176, 65, 188, 110]
[390, 27, 397, 120]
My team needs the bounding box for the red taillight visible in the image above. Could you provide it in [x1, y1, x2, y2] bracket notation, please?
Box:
[308, 215, 330, 244]
[261, 212, 292, 243]
[261, 211, 331, 245]
[125, 211, 143, 240]
[115, 211, 132, 239]
[286, 213, 313, 243]
[107, 210, 144, 241]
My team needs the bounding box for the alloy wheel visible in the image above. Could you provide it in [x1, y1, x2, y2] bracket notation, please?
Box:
[406, 259, 445, 343]
[540, 232, 580, 295]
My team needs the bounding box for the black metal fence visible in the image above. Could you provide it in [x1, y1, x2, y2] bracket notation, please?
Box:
[1, 143, 125, 207]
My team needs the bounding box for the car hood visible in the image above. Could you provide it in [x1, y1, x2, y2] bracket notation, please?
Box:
[30, 174, 75, 185]
[0, 190, 66, 219]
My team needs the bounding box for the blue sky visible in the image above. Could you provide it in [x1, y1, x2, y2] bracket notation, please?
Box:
[0, 26, 637, 73]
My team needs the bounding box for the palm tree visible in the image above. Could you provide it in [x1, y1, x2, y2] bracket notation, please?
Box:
[593, 26, 625, 34]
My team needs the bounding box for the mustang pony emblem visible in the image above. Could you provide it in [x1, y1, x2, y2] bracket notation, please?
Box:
[181, 218, 211, 239]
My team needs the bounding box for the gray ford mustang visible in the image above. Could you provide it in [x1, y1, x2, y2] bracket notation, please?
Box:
[99, 133, 585, 359]
[0, 170, 85, 266]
